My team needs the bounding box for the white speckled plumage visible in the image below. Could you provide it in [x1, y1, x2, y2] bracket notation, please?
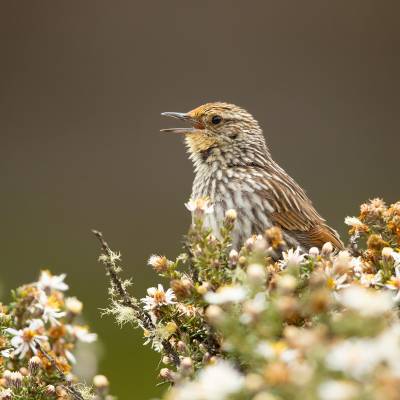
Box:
[162, 102, 344, 250]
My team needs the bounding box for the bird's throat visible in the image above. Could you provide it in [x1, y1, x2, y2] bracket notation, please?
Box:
[185, 132, 218, 155]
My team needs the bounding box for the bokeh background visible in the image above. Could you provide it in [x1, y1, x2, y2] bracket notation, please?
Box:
[1, 1, 399, 398]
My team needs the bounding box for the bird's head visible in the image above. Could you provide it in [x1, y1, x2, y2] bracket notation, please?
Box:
[161, 102, 267, 161]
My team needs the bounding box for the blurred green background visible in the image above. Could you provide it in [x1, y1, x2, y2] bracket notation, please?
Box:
[1, 1, 399, 398]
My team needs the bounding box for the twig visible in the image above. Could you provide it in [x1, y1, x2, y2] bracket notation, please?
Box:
[92, 229, 180, 367]
[35, 342, 84, 400]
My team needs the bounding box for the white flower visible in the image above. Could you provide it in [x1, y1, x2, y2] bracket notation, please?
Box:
[338, 286, 393, 317]
[0, 389, 13, 399]
[174, 360, 244, 400]
[185, 198, 214, 214]
[359, 271, 382, 288]
[326, 325, 400, 379]
[385, 266, 400, 302]
[37, 292, 66, 326]
[69, 325, 98, 343]
[240, 292, 267, 324]
[5, 319, 48, 359]
[344, 216, 364, 228]
[326, 338, 378, 378]
[141, 284, 176, 310]
[278, 247, 305, 269]
[65, 297, 83, 314]
[37, 270, 69, 292]
[350, 256, 364, 276]
[323, 267, 349, 291]
[256, 341, 298, 363]
[318, 380, 359, 400]
[204, 286, 246, 305]
[393, 251, 400, 269]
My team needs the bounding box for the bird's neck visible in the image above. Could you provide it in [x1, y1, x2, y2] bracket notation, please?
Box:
[188, 137, 272, 173]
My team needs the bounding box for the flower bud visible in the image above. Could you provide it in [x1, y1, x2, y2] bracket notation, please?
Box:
[162, 356, 172, 365]
[44, 385, 56, 396]
[229, 249, 239, 265]
[2, 371, 12, 386]
[246, 263, 266, 284]
[93, 375, 109, 394]
[180, 357, 193, 375]
[177, 341, 187, 353]
[0, 389, 12, 400]
[382, 247, 394, 262]
[19, 368, 28, 377]
[9, 372, 22, 390]
[321, 242, 333, 258]
[245, 373, 264, 392]
[202, 352, 211, 363]
[205, 305, 224, 324]
[309, 247, 319, 258]
[225, 209, 237, 222]
[277, 275, 297, 292]
[28, 356, 42, 376]
[65, 297, 83, 315]
[159, 368, 177, 382]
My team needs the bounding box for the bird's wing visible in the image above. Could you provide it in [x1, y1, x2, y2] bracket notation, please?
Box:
[254, 166, 344, 249]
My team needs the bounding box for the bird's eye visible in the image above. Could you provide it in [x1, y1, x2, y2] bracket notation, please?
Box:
[211, 115, 222, 125]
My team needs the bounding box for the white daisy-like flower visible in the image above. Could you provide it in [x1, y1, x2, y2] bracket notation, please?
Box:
[204, 285, 246, 305]
[325, 338, 378, 378]
[68, 325, 98, 343]
[174, 360, 244, 400]
[278, 247, 306, 270]
[359, 271, 382, 288]
[141, 284, 176, 310]
[344, 216, 364, 228]
[338, 285, 393, 317]
[5, 319, 48, 359]
[323, 267, 349, 291]
[350, 256, 364, 276]
[185, 198, 214, 214]
[393, 251, 400, 269]
[385, 266, 400, 302]
[37, 292, 66, 326]
[318, 380, 360, 400]
[37, 270, 69, 292]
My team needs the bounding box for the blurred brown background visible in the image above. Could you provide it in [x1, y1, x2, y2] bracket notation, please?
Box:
[1, 1, 399, 398]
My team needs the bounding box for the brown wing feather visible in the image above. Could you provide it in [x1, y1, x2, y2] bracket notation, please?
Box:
[258, 166, 344, 250]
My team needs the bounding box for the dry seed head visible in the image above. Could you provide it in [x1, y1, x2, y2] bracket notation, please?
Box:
[148, 255, 169, 273]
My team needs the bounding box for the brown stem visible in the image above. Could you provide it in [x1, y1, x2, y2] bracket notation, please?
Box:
[92, 229, 181, 366]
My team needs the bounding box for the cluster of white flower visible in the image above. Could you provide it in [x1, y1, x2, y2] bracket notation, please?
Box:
[97, 198, 400, 400]
[0, 270, 111, 400]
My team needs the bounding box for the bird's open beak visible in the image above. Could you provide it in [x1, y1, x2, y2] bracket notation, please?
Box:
[160, 112, 200, 134]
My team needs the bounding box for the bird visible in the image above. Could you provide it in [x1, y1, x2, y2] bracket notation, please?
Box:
[161, 102, 344, 251]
